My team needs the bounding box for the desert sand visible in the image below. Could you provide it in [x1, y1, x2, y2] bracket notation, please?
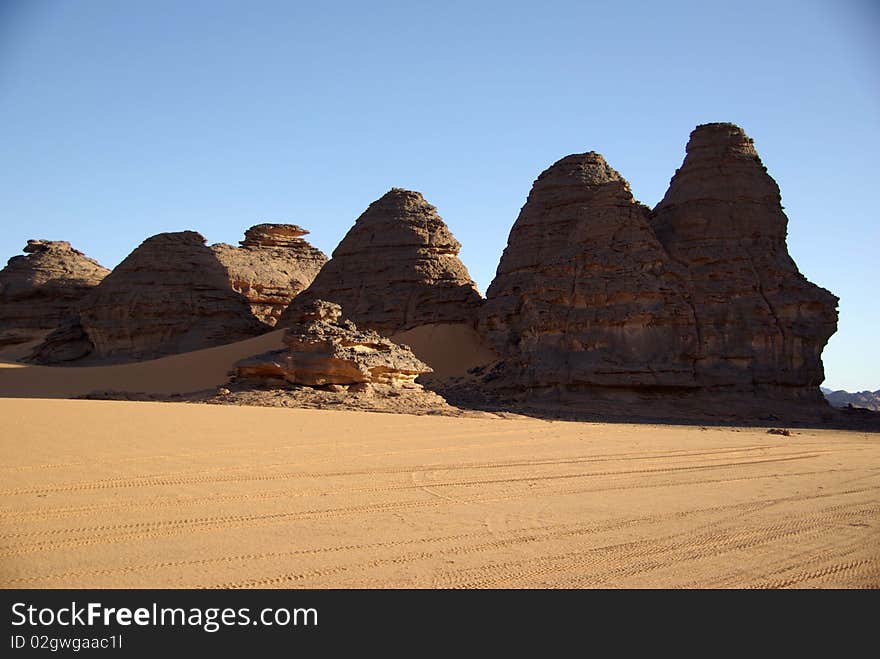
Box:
[1, 397, 877, 589]
[0, 330, 285, 398]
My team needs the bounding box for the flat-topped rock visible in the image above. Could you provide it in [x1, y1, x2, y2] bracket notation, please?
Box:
[237, 300, 433, 388]
[212, 223, 327, 325]
[0, 240, 109, 347]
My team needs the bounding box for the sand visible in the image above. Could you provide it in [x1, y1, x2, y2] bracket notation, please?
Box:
[391, 323, 497, 379]
[0, 330, 286, 398]
[1, 397, 877, 588]
[0, 322, 496, 399]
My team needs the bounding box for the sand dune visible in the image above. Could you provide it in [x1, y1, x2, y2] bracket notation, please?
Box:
[0, 330, 285, 398]
[1, 397, 877, 588]
[0, 322, 494, 400]
[391, 323, 496, 379]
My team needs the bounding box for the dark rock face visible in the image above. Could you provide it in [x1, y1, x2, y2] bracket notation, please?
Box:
[279, 189, 482, 333]
[479, 152, 699, 390]
[651, 123, 838, 396]
[69, 231, 264, 361]
[0, 240, 109, 347]
[211, 224, 327, 326]
[237, 300, 433, 387]
[479, 123, 837, 401]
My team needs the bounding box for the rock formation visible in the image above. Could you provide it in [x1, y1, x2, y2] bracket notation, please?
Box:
[479, 152, 699, 390]
[279, 189, 482, 333]
[211, 224, 327, 326]
[35, 231, 266, 362]
[479, 122, 837, 401]
[651, 123, 838, 396]
[238, 299, 432, 388]
[0, 240, 109, 348]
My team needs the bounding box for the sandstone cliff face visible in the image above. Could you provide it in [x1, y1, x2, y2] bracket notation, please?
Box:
[238, 300, 433, 387]
[0, 240, 109, 347]
[74, 231, 265, 361]
[279, 189, 482, 333]
[479, 152, 699, 390]
[479, 123, 837, 400]
[651, 123, 838, 395]
[211, 224, 327, 326]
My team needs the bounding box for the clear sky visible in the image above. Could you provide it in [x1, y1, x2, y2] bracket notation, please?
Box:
[1, 0, 877, 391]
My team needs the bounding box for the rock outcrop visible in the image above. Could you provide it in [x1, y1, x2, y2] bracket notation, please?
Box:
[42, 231, 266, 362]
[479, 152, 699, 390]
[211, 224, 327, 326]
[238, 300, 432, 387]
[0, 240, 109, 348]
[279, 189, 482, 333]
[479, 123, 837, 402]
[651, 123, 838, 396]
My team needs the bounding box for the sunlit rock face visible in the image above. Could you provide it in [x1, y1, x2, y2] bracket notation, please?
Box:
[280, 188, 482, 333]
[212, 223, 327, 326]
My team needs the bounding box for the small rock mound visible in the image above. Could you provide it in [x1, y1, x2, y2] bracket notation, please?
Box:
[212, 223, 327, 326]
[0, 240, 109, 348]
[279, 188, 482, 333]
[237, 300, 433, 387]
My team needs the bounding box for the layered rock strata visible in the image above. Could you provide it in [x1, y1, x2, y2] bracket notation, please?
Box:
[651, 123, 838, 396]
[0, 240, 109, 348]
[238, 300, 433, 389]
[479, 123, 837, 400]
[479, 152, 699, 390]
[211, 224, 327, 326]
[279, 189, 482, 333]
[50, 231, 265, 362]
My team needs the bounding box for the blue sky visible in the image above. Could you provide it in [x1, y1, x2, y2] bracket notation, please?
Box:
[1, 0, 877, 390]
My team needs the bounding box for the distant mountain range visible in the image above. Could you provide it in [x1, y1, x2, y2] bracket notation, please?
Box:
[821, 387, 880, 411]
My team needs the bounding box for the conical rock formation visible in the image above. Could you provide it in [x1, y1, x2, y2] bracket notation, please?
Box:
[279, 189, 482, 333]
[651, 123, 838, 395]
[37, 231, 266, 362]
[479, 152, 699, 390]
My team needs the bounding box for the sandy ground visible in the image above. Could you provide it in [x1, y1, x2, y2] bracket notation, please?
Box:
[1, 397, 877, 589]
[0, 330, 286, 398]
[0, 322, 495, 399]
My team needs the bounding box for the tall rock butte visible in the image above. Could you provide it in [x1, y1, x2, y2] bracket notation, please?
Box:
[651, 122, 838, 396]
[480, 123, 837, 400]
[0, 240, 109, 347]
[211, 223, 327, 326]
[33, 231, 266, 362]
[479, 152, 700, 389]
[279, 188, 482, 333]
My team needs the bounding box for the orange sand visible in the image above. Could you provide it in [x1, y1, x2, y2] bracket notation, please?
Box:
[0, 330, 285, 398]
[0, 397, 877, 588]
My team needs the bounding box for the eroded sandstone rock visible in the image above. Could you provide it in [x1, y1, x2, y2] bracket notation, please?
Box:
[0, 240, 109, 348]
[478, 123, 837, 402]
[69, 231, 264, 361]
[238, 300, 433, 388]
[479, 152, 699, 390]
[211, 224, 327, 326]
[279, 189, 482, 333]
[651, 123, 838, 396]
